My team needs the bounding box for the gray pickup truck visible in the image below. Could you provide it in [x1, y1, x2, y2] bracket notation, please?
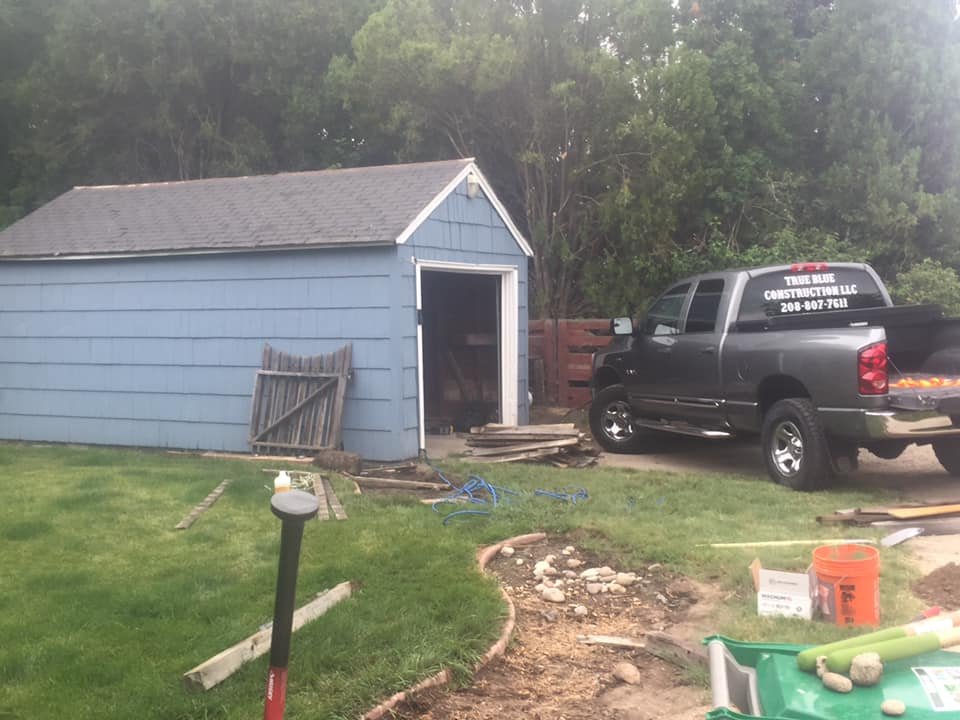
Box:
[589, 262, 960, 490]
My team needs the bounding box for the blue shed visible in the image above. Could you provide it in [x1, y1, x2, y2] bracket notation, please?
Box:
[0, 159, 532, 460]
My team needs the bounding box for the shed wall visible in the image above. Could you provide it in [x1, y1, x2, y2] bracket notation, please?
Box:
[0, 248, 406, 459]
[396, 179, 530, 458]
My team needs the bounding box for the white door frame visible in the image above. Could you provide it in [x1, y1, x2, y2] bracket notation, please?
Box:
[414, 258, 519, 452]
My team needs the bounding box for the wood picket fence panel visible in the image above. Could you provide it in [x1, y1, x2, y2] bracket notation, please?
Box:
[528, 319, 613, 408]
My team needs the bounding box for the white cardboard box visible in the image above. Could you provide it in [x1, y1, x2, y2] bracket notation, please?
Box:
[751, 559, 817, 620]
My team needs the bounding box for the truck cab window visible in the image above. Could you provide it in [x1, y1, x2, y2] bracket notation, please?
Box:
[685, 279, 725, 333]
[644, 283, 690, 336]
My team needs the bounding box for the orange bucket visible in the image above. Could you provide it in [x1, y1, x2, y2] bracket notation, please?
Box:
[812, 543, 880, 627]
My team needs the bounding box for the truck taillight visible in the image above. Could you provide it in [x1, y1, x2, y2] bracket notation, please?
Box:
[858, 342, 888, 395]
[790, 262, 830, 272]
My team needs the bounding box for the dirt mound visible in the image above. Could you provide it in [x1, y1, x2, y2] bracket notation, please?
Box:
[913, 562, 960, 609]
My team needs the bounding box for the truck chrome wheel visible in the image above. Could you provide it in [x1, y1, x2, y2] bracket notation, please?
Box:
[771, 420, 803, 476]
[601, 400, 636, 442]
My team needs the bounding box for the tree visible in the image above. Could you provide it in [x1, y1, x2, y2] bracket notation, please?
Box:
[330, 0, 643, 317]
[892, 259, 960, 315]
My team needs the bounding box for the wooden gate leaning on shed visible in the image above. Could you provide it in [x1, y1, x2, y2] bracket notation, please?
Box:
[248, 343, 352, 454]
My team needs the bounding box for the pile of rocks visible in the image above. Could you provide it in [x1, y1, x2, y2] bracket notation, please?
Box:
[499, 544, 640, 616]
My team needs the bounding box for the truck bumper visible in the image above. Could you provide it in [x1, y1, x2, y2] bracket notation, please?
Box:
[819, 407, 960, 440]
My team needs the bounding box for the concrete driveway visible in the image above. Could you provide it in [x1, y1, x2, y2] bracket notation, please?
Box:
[599, 437, 959, 503]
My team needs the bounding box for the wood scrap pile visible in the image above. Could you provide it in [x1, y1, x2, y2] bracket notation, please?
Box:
[466, 423, 598, 467]
[819, 501, 960, 535]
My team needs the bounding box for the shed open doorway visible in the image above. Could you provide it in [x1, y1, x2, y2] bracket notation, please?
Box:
[415, 259, 520, 453]
[420, 269, 501, 435]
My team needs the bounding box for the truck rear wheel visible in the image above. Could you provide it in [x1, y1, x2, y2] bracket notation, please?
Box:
[761, 398, 833, 491]
[589, 384, 650, 453]
[932, 439, 960, 477]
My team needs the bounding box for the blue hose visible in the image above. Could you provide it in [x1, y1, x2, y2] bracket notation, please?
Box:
[423, 455, 586, 523]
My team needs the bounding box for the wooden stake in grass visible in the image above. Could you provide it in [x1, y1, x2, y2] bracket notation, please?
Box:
[174, 479, 232, 530]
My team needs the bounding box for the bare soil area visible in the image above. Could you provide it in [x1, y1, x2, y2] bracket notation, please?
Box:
[913, 562, 960, 609]
[402, 536, 717, 720]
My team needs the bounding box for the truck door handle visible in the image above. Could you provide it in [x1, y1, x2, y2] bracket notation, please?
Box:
[700, 347, 716, 355]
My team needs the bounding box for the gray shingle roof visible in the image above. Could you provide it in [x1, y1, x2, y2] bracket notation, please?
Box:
[0, 158, 474, 259]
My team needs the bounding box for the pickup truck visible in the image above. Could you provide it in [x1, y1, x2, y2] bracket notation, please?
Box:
[589, 262, 960, 490]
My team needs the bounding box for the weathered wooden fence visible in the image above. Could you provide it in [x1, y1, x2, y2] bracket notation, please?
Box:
[529, 319, 613, 407]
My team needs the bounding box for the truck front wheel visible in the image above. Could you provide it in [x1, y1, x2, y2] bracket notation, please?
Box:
[932, 439, 960, 477]
[589, 384, 650, 453]
[761, 398, 833, 491]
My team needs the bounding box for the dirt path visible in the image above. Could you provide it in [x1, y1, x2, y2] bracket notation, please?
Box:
[403, 537, 715, 720]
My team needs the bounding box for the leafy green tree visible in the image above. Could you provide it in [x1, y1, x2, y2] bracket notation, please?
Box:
[330, 0, 643, 317]
[892, 259, 960, 315]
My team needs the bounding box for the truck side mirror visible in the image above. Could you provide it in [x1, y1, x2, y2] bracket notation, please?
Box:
[611, 317, 634, 335]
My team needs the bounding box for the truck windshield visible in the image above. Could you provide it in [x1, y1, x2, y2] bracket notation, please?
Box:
[738, 267, 886, 323]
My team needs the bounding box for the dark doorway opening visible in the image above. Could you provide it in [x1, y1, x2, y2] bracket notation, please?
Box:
[421, 271, 501, 433]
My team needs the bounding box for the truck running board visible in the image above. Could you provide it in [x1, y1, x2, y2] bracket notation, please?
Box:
[634, 419, 733, 439]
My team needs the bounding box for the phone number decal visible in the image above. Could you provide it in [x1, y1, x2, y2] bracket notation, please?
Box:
[779, 297, 850, 314]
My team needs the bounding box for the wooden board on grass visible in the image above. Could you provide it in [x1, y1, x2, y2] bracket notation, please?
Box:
[182, 582, 352, 692]
[470, 437, 580, 456]
[888, 504, 960, 519]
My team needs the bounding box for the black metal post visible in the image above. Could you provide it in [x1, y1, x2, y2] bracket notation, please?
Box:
[263, 489, 319, 720]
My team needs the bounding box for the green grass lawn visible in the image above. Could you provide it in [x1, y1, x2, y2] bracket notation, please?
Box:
[0, 443, 924, 719]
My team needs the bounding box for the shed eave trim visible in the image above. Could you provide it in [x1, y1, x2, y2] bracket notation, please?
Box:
[0, 240, 396, 262]
[395, 161, 534, 258]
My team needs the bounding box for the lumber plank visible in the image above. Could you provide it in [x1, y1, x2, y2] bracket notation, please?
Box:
[483, 447, 562, 463]
[323, 477, 348, 520]
[175, 478, 232, 530]
[182, 582, 352, 692]
[888, 503, 960, 519]
[577, 634, 646, 649]
[352, 476, 448, 491]
[313, 474, 330, 521]
[467, 433, 582, 444]
[469, 438, 580, 456]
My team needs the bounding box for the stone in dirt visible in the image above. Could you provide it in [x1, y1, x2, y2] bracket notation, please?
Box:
[542, 588, 566, 603]
[535, 583, 546, 593]
[613, 662, 642, 685]
[609, 583, 627, 594]
[540, 609, 559, 623]
[534, 560, 552, 574]
[563, 570, 578, 578]
[573, 605, 588, 617]
[543, 566, 558, 576]
[545, 554, 557, 563]
[566, 558, 583, 568]
[581, 567, 602, 578]
[562, 545, 576, 555]
[881, 699, 906, 716]
[500, 546, 515, 557]
[587, 583, 602, 595]
[616, 572, 637, 586]
[515, 558, 524, 566]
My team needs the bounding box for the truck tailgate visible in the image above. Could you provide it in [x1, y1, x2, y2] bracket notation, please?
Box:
[890, 374, 960, 412]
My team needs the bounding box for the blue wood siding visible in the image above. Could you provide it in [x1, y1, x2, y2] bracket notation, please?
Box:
[0, 248, 407, 460]
[397, 179, 530, 458]
[0, 179, 529, 462]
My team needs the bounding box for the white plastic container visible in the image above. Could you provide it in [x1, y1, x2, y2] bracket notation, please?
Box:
[273, 471, 292, 494]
